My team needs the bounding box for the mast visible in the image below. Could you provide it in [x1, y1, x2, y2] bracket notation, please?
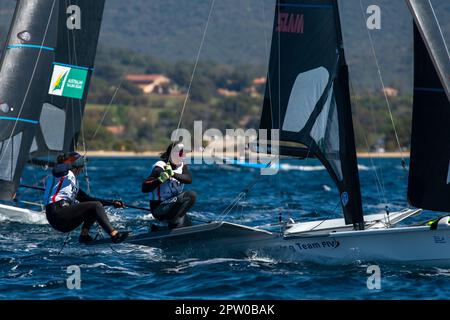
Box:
[0, 0, 58, 200]
[406, 0, 450, 212]
[31, 0, 106, 158]
[259, 0, 364, 228]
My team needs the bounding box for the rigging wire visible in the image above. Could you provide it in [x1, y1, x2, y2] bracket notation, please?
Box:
[348, 79, 387, 206]
[174, 0, 216, 134]
[182, 0, 273, 225]
[358, 0, 407, 169]
[428, 0, 450, 59]
[261, 0, 284, 225]
[90, 76, 133, 142]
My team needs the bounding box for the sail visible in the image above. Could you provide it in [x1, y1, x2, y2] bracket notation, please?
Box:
[259, 0, 363, 227]
[407, 1, 450, 212]
[30, 0, 105, 158]
[0, 0, 58, 200]
[406, 0, 450, 101]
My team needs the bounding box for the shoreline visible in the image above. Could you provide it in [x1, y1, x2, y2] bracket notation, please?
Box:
[83, 150, 409, 159]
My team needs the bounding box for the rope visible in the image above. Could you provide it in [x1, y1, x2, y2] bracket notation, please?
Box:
[57, 232, 72, 256]
[358, 0, 406, 168]
[90, 82, 130, 141]
[216, 162, 273, 221]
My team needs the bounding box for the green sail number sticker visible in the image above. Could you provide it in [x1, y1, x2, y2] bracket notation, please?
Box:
[49, 65, 88, 99]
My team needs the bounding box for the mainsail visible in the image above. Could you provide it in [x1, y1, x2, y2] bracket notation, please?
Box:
[407, 0, 450, 212]
[31, 0, 106, 157]
[0, 0, 58, 200]
[259, 0, 363, 227]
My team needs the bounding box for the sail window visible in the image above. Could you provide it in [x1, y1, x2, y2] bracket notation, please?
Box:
[39, 103, 66, 151]
[310, 88, 333, 144]
[310, 90, 342, 181]
[282, 67, 330, 133]
[325, 96, 343, 181]
[0, 133, 22, 181]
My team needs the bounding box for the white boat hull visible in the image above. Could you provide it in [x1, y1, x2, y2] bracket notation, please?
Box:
[260, 225, 450, 267]
[90, 209, 450, 266]
[0, 204, 46, 224]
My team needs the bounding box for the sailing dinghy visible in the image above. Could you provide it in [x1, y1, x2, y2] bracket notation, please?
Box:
[88, 0, 450, 266]
[0, 0, 105, 221]
[1, 0, 449, 266]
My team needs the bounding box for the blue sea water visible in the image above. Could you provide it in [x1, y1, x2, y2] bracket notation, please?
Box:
[1, 157, 449, 300]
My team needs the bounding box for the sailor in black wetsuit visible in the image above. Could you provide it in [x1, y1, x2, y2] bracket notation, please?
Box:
[142, 143, 196, 229]
[44, 152, 128, 244]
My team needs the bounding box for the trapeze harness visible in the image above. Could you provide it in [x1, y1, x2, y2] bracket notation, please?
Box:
[44, 164, 115, 234]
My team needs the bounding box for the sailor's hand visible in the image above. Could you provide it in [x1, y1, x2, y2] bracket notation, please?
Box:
[158, 172, 170, 183]
[165, 164, 174, 177]
[112, 200, 125, 208]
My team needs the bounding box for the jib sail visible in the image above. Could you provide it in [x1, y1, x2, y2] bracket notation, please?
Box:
[407, 0, 450, 212]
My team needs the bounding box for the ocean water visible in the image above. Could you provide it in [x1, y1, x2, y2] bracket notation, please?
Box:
[1, 157, 449, 300]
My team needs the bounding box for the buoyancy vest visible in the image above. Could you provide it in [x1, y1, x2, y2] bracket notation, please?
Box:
[44, 164, 79, 205]
[152, 161, 184, 202]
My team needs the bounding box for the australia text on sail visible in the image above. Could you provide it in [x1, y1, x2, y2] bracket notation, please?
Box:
[276, 13, 304, 34]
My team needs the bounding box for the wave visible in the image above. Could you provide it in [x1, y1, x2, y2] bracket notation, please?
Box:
[220, 161, 373, 172]
[79, 262, 142, 276]
[280, 164, 325, 172]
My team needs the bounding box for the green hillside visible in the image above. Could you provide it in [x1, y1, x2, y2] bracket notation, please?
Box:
[1, 0, 449, 91]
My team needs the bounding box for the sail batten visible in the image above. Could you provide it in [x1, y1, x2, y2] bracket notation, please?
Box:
[259, 0, 363, 227]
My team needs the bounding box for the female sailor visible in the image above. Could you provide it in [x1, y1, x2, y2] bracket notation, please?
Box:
[44, 152, 128, 244]
[142, 143, 196, 229]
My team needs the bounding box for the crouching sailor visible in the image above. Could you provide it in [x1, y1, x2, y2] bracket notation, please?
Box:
[142, 143, 196, 229]
[44, 152, 128, 244]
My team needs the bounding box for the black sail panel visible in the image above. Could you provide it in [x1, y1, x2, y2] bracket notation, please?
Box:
[31, 0, 105, 157]
[408, 22, 450, 212]
[406, 0, 450, 101]
[0, 0, 58, 200]
[259, 0, 363, 227]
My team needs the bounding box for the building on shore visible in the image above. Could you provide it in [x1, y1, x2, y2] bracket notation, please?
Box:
[125, 74, 171, 95]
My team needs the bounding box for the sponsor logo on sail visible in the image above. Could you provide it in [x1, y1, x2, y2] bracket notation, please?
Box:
[276, 13, 304, 34]
[341, 192, 349, 206]
[49, 65, 87, 99]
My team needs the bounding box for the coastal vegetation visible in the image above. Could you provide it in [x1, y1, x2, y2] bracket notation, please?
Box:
[84, 47, 413, 153]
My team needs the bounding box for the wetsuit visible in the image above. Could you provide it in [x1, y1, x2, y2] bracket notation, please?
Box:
[44, 164, 116, 234]
[142, 161, 196, 228]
